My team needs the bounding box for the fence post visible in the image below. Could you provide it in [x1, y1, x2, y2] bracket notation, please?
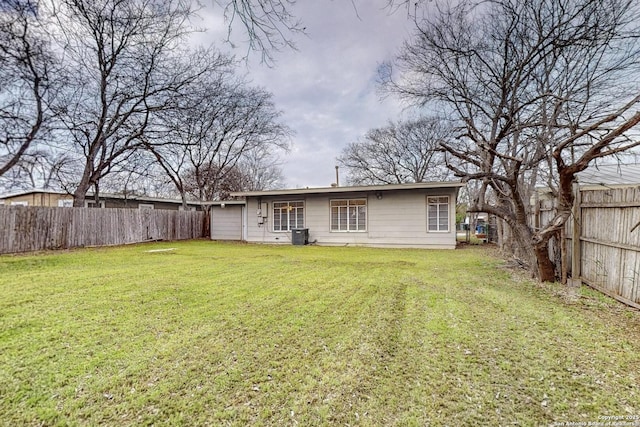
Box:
[570, 182, 582, 287]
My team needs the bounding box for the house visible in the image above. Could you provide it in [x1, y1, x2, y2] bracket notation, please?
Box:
[226, 181, 464, 249]
[0, 189, 204, 211]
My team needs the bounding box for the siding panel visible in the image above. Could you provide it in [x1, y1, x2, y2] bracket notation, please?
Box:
[244, 188, 457, 249]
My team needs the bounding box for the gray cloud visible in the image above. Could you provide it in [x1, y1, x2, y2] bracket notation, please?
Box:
[201, 1, 413, 187]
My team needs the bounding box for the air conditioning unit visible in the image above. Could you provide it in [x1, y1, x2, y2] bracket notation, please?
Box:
[291, 228, 309, 245]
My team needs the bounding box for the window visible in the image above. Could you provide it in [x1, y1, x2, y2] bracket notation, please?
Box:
[427, 196, 449, 232]
[331, 199, 366, 232]
[273, 201, 304, 231]
[138, 203, 155, 210]
[11, 201, 28, 206]
[84, 200, 105, 208]
[58, 199, 73, 207]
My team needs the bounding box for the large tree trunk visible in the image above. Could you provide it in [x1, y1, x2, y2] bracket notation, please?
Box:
[73, 181, 91, 207]
[503, 219, 538, 278]
[534, 240, 556, 282]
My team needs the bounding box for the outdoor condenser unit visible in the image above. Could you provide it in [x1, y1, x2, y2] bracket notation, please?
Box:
[291, 228, 309, 245]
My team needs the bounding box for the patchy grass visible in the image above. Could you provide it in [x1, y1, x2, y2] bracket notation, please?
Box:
[456, 232, 486, 245]
[1, 241, 639, 426]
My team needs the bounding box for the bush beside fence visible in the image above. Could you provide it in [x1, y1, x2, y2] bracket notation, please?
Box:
[0, 206, 206, 254]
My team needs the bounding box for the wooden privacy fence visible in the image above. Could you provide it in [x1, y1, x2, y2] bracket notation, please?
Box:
[532, 185, 640, 308]
[0, 206, 206, 254]
[570, 185, 640, 309]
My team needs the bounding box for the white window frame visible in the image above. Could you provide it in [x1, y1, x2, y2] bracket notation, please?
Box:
[84, 200, 106, 208]
[138, 203, 155, 210]
[11, 201, 28, 206]
[58, 199, 73, 207]
[427, 196, 450, 232]
[272, 201, 304, 232]
[330, 198, 367, 232]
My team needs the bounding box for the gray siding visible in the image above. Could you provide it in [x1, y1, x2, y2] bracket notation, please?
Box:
[244, 188, 458, 249]
[211, 205, 243, 240]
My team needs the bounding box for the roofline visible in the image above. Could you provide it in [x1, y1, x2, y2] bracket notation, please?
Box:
[0, 189, 69, 199]
[578, 182, 640, 191]
[231, 181, 465, 197]
[87, 192, 205, 205]
[205, 200, 247, 206]
[0, 188, 205, 205]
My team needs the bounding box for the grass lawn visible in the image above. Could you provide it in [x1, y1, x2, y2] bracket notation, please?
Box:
[1, 241, 639, 426]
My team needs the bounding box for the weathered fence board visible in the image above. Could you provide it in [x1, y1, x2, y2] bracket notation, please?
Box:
[0, 206, 205, 254]
[577, 186, 640, 307]
[529, 185, 640, 308]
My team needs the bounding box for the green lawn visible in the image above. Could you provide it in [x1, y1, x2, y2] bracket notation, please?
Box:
[1, 241, 639, 426]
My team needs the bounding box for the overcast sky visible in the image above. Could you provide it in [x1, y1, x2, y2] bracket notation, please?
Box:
[198, 1, 416, 188]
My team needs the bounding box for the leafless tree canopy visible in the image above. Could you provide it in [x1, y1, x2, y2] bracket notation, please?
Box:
[236, 146, 285, 191]
[0, 0, 56, 178]
[384, 0, 640, 281]
[0, 149, 72, 191]
[216, 0, 304, 64]
[46, 0, 222, 206]
[1, 0, 299, 198]
[338, 117, 452, 185]
[146, 69, 290, 204]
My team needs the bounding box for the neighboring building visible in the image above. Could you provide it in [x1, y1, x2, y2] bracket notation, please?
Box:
[576, 163, 640, 187]
[532, 163, 640, 205]
[0, 189, 204, 211]
[227, 181, 464, 249]
[0, 190, 73, 207]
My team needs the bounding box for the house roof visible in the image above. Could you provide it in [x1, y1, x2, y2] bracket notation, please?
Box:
[0, 189, 69, 199]
[230, 181, 465, 198]
[576, 163, 640, 186]
[0, 188, 205, 205]
[88, 192, 205, 205]
[206, 200, 247, 206]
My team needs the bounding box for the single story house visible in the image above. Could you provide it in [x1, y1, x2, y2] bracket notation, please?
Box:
[223, 181, 465, 249]
[0, 189, 204, 211]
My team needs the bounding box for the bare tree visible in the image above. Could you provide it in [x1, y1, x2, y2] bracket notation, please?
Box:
[181, 146, 286, 201]
[182, 164, 243, 200]
[47, 0, 228, 207]
[236, 145, 286, 191]
[0, 149, 72, 191]
[338, 117, 452, 185]
[0, 0, 56, 178]
[384, 0, 640, 281]
[147, 74, 290, 204]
